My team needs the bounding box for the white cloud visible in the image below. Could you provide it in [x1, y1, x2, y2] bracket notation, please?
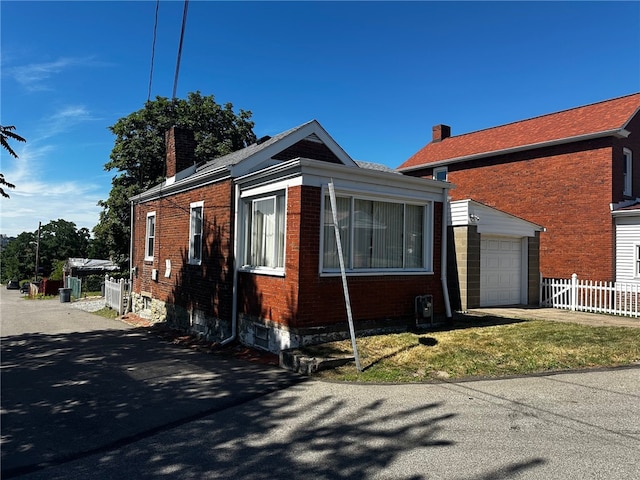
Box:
[0, 105, 109, 237]
[0, 175, 105, 237]
[6, 57, 104, 92]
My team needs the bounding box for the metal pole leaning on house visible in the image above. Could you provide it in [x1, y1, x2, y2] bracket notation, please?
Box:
[328, 180, 361, 372]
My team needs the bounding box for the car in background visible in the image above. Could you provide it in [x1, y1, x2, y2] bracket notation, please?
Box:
[19, 282, 32, 294]
[6, 280, 19, 290]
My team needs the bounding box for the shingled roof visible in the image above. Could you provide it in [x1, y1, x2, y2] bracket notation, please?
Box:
[399, 92, 640, 171]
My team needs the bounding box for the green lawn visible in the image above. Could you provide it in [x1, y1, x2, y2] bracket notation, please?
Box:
[306, 317, 640, 383]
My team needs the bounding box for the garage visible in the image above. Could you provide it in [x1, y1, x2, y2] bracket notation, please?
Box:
[449, 199, 544, 310]
[480, 235, 522, 306]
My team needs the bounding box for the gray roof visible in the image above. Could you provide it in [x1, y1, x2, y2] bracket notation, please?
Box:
[64, 258, 118, 272]
[355, 160, 400, 174]
[196, 121, 315, 175]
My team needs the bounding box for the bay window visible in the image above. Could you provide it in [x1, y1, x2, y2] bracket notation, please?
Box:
[323, 194, 430, 272]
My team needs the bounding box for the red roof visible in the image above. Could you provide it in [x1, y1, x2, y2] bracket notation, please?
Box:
[399, 93, 640, 170]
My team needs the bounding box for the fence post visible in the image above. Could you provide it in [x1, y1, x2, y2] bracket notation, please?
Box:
[119, 278, 125, 315]
[571, 273, 578, 311]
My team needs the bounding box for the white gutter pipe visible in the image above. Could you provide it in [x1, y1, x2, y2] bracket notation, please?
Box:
[221, 182, 240, 346]
[128, 199, 134, 314]
[441, 187, 452, 319]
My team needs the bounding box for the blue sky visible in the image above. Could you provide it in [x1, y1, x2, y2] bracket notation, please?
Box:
[1, 1, 639, 238]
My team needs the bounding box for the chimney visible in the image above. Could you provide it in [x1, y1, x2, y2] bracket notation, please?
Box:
[432, 124, 451, 143]
[165, 127, 195, 178]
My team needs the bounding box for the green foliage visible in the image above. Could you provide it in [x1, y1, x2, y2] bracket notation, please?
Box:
[49, 260, 65, 280]
[93, 91, 257, 265]
[0, 125, 26, 198]
[0, 220, 90, 282]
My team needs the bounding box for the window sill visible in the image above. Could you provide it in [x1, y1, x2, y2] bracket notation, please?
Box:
[239, 266, 285, 277]
[320, 269, 434, 277]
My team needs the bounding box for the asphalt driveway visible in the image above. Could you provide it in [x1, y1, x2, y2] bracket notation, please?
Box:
[2, 289, 639, 479]
[0, 289, 303, 477]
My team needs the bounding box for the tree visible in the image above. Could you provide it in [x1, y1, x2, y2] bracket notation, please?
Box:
[94, 91, 256, 266]
[0, 125, 26, 198]
[0, 220, 90, 282]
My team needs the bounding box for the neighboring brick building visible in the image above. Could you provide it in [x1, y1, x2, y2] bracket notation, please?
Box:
[398, 93, 640, 282]
[130, 121, 451, 353]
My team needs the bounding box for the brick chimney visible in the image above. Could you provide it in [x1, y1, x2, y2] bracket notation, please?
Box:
[432, 124, 451, 143]
[165, 127, 195, 178]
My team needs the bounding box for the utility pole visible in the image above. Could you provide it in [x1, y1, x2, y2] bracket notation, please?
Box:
[34, 221, 41, 282]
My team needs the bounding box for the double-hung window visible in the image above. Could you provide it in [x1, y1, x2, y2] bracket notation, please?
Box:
[623, 148, 632, 197]
[323, 194, 430, 273]
[189, 201, 204, 264]
[145, 212, 156, 261]
[242, 192, 286, 271]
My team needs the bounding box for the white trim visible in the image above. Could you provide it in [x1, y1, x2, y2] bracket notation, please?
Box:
[433, 166, 448, 181]
[188, 201, 204, 265]
[399, 128, 631, 172]
[239, 188, 287, 273]
[318, 186, 434, 275]
[144, 211, 156, 261]
[623, 147, 633, 197]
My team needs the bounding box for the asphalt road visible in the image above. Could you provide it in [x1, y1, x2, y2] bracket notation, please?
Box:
[1, 287, 639, 479]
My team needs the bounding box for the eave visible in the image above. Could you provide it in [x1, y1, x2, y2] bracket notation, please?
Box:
[398, 128, 630, 173]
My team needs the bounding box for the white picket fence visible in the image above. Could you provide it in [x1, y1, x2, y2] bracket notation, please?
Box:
[540, 274, 639, 318]
[104, 275, 130, 315]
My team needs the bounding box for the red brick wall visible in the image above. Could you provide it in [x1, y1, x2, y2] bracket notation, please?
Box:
[239, 186, 445, 330]
[132, 180, 234, 319]
[412, 137, 632, 281]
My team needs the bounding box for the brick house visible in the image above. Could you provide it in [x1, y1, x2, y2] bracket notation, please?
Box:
[130, 120, 451, 353]
[398, 93, 640, 284]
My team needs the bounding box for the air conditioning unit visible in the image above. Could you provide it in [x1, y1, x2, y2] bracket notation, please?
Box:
[415, 295, 433, 328]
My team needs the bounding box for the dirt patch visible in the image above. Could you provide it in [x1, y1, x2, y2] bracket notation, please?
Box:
[118, 313, 280, 366]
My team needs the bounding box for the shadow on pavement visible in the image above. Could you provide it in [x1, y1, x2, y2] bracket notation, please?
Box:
[1, 325, 550, 480]
[0, 327, 301, 478]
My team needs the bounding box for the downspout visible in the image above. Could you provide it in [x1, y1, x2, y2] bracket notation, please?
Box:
[221, 182, 240, 345]
[127, 199, 134, 314]
[441, 187, 452, 319]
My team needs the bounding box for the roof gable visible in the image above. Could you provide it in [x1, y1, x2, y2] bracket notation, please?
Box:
[198, 119, 357, 178]
[132, 120, 358, 201]
[399, 92, 640, 171]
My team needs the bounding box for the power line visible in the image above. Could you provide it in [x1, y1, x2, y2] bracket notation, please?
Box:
[147, 0, 160, 103]
[172, 0, 189, 100]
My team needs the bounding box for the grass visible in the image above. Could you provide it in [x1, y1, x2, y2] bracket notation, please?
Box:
[307, 317, 640, 383]
[92, 307, 120, 320]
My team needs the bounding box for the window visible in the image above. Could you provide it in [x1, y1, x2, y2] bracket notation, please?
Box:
[145, 212, 156, 260]
[323, 194, 430, 272]
[623, 148, 632, 197]
[242, 193, 286, 270]
[433, 167, 448, 182]
[189, 201, 204, 264]
[635, 243, 640, 278]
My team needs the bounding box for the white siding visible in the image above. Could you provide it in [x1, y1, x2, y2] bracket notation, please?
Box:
[450, 199, 542, 237]
[615, 216, 640, 284]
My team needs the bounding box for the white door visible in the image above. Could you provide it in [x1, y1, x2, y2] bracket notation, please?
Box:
[480, 235, 522, 306]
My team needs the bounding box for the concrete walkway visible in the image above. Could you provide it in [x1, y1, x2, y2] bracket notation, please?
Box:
[466, 306, 640, 328]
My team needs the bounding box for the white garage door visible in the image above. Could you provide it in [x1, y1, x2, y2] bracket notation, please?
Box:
[480, 235, 522, 307]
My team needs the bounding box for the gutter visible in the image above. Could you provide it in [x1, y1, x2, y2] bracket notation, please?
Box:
[441, 187, 452, 319]
[221, 182, 240, 346]
[399, 128, 631, 173]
